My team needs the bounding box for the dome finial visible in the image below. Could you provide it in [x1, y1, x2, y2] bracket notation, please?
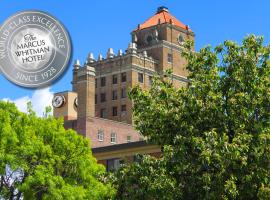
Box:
[157, 6, 168, 13]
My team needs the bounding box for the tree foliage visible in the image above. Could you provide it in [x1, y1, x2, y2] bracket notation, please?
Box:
[0, 101, 114, 199]
[115, 35, 270, 199]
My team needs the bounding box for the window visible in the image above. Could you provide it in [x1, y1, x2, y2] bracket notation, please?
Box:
[98, 129, 104, 141]
[149, 76, 153, 85]
[168, 53, 173, 63]
[101, 77, 106, 87]
[138, 72, 143, 83]
[178, 34, 184, 44]
[112, 74, 117, 84]
[147, 35, 152, 43]
[121, 104, 126, 112]
[121, 72, 126, 82]
[107, 158, 123, 171]
[100, 108, 106, 118]
[100, 93, 106, 102]
[127, 135, 132, 143]
[112, 106, 117, 116]
[95, 78, 97, 88]
[95, 94, 97, 104]
[133, 154, 143, 163]
[111, 132, 117, 143]
[145, 34, 153, 44]
[121, 88, 126, 98]
[112, 90, 117, 100]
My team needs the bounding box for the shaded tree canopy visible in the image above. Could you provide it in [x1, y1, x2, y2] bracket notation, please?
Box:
[0, 101, 115, 199]
[114, 35, 270, 200]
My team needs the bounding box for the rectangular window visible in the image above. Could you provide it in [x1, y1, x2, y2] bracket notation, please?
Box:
[112, 106, 117, 116]
[95, 78, 97, 88]
[127, 135, 132, 143]
[167, 53, 173, 63]
[98, 129, 104, 141]
[100, 108, 106, 118]
[100, 93, 106, 102]
[121, 72, 126, 82]
[111, 132, 117, 143]
[121, 88, 126, 98]
[133, 154, 143, 163]
[138, 72, 143, 83]
[112, 90, 117, 100]
[95, 94, 97, 104]
[121, 104, 126, 112]
[101, 77, 106, 87]
[149, 76, 153, 85]
[112, 74, 117, 84]
[107, 158, 123, 171]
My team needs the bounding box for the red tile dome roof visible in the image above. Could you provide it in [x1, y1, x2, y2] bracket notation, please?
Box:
[134, 6, 191, 31]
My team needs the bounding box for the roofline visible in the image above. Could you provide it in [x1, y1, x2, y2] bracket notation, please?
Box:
[92, 140, 155, 153]
[132, 23, 194, 35]
[54, 90, 77, 95]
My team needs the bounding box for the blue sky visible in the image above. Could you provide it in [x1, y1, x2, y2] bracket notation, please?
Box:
[0, 0, 270, 103]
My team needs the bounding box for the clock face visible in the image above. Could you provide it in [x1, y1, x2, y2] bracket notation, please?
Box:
[52, 95, 65, 108]
[74, 97, 78, 107]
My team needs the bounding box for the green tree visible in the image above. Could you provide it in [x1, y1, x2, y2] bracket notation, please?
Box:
[115, 35, 270, 199]
[0, 101, 115, 199]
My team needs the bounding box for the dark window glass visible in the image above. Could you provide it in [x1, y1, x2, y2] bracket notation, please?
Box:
[95, 78, 97, 88]
[112, 74, 117, 84]
[100, 108, 106, 118]
[101, 77, 106, 87]
[146, 35, 153, 44]
[112, 90, 117, 100]
[107, 158, 123, 171]
[95, 94, 97, 104]
[100, 93, 106, 102]
[121, 88, 126, 98]
[133, 154, 143, 163]
[168, 53, 173, 63]
[111, 132, 117, 143]
[138, 73, 143, 83]
[178, 34, 184, 44]
[149, 76, 153, 85]
[121, 104, 126, 112]
[121, 72, 126, 82]
[112, 106, 117, 116]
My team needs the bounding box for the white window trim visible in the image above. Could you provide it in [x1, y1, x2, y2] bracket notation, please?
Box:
[127, 135, 132, 143]
[111, 132, 117, 144]
[98, 130, 104, 142]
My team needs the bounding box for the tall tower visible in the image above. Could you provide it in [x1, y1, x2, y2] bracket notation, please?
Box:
[75, 63, 96, 135]
[58, 6, 194, 125]
[53, 6, 194, 148]
[132, 6, 194, 87]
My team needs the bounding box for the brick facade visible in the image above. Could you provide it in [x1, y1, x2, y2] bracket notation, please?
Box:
[53, 7, 193, 165]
